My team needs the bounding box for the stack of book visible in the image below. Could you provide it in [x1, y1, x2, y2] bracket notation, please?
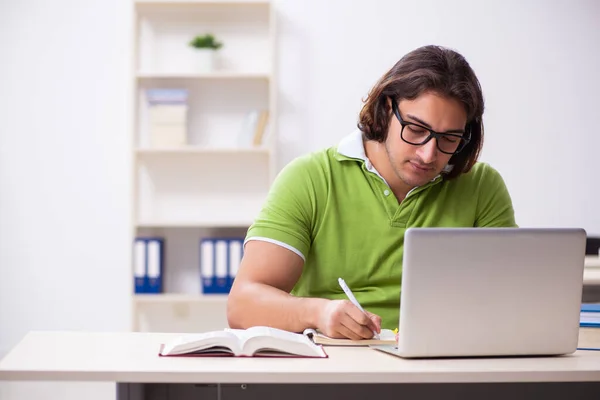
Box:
[581, 303, 600, 328]
[146, 89, 189, 148]
[579, 303, 600, 351]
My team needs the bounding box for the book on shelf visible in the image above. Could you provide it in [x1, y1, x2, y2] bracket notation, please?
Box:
[145, 88, 189, 148]
[303, 328, 396, 346]
[252, 109, 269, 146]
[578, 304, 600, 351]
[238, 109, 269, 147]
[581, 303, 600, 328]
[146, 88, 189, 105]
[159, 326, 328, 358]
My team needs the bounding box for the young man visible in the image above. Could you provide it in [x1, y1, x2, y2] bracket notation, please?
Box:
[227, 45, 517, 340]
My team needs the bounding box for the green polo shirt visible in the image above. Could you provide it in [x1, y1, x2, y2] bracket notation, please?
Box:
[245, 130, 517, 329]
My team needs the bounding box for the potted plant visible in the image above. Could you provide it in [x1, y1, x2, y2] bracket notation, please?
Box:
[188, 34, 223, 72]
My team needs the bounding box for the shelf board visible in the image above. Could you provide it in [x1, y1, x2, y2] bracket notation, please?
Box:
[135, 147, 270, 155]
[135, 0, 270, 5]
[137, 72, 271, 80]
[134, 293, 228, 304]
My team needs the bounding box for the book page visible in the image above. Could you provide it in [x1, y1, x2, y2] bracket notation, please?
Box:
[235, 326, 326, 357]
[303, 328, 396, 346]
[160, 330, 241, 356]
[245, 326, 312, 343]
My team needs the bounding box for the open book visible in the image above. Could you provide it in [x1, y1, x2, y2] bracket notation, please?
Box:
[303, 328, 397, 346]
[159, 326, 327, 358]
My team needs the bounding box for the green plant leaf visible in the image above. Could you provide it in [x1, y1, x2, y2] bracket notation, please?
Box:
[189, 33, 223, 50]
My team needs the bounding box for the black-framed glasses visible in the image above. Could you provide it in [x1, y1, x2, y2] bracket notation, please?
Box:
[391, 98, 471, 155]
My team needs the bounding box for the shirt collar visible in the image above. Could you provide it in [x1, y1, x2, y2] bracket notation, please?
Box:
[335, 129, 367, 162]
[335, 129, 389, 184]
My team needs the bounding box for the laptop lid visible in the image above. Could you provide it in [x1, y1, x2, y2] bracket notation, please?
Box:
[395, 227, 586, 358]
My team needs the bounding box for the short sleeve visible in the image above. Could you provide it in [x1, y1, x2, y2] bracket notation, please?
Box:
[245, 154, 319, 260]
[475, 164, 518, 228]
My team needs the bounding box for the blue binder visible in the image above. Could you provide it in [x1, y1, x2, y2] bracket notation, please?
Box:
[214, 238, 230, 293]
[146, 238, 164, 294]
[228, 238, 244, 289]
[133, 238, 147, 294]
[200, 238, 217, 294]
[133, 237, 164, 294]
[201, 238, 228, 294]
[200, 238, 245, 294]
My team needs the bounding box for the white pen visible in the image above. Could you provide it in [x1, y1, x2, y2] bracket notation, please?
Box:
[338, 277, 380, 340]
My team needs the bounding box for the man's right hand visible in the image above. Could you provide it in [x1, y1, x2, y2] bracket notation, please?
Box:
[317, 299, 382, 340]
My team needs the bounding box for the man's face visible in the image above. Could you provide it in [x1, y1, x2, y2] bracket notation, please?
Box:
[385, 91, 468, 189]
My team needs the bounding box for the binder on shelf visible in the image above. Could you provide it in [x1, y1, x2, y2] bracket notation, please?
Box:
[133, 237, 164, 294]
[200, 238, 216, 294]
[146, 238, 164, 294]
[215, 239, 229, 292]
[200, 238, 245, 295]
[228, 239, 243, 288]
[133, 239, 147, 294]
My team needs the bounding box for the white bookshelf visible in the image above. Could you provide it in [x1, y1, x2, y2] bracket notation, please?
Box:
[130, 0, 277, 332]
[134, 293, 228, 304]
[137, 72, 271, 80]
[135, 147, 271, 155]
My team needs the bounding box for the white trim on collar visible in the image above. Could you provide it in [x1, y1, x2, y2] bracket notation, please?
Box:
[337, 130, 389, 184]
[337, 129, 366, 160]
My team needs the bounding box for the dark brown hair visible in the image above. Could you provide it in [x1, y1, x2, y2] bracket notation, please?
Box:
[357, 45, 484, 179]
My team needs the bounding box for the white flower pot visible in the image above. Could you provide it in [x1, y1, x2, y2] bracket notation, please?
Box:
[194, 49, 216, 72]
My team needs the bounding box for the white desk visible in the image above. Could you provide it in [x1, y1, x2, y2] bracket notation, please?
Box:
[1, 331, 600, 400]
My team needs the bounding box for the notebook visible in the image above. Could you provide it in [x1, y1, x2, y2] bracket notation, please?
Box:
[303, 328, 397, 346]
[158, 326, 327, 358]
[580, 303, 600, 328]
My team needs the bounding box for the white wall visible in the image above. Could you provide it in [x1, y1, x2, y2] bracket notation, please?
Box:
[276, 0, 600, 234]
[0, 0, 132, 398]
[0, 0, 598, 399]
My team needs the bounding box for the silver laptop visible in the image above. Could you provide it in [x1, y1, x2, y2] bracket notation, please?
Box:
[373, 227, 586, 358]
